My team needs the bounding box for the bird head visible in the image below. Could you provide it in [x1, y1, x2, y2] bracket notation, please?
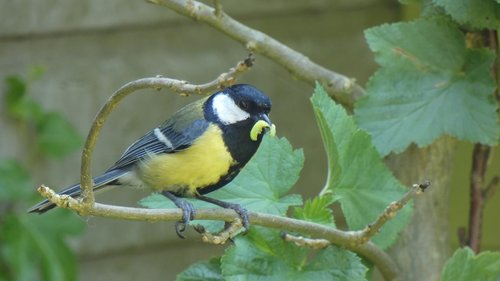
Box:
[208, 84, 275, 140]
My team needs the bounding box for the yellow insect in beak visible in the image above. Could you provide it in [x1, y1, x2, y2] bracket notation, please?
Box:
[250, 120, 276, 141]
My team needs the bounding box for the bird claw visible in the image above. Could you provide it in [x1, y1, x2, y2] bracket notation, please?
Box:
[161, 191, 196, 239]
[195, 195, 250, 234]
[174, 199, 196, 238]
[224, 202, 250, 233]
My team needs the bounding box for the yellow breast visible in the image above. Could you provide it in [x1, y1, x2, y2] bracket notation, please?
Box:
[137, 124, 235, 196]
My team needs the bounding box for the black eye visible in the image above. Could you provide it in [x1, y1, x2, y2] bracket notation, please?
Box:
[238, 100, 249, 110]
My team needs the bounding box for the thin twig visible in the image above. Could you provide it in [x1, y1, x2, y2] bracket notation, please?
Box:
[147, 0, 363, 109]
[358, 181, 430, 244]
[212, 0, 223, 18]
[281, 232, 330, 249]
[195, 221, 243, 245]
[484, 176, 499, 202]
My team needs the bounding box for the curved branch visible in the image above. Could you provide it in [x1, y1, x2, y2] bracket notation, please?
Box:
[78, 55, 253, 211]
[148, 0, 364, 109]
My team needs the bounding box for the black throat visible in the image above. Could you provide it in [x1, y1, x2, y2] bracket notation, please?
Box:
[199, 97, 264, 194]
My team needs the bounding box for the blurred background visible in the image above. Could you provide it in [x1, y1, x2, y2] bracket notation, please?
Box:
[1, 0, 498, 280]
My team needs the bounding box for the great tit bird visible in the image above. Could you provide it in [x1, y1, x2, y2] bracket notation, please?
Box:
[28, 84, 275, 237]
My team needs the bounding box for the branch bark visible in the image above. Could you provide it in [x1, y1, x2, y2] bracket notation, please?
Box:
[147, 0, 364, 109]
[468, 143, 490, 253]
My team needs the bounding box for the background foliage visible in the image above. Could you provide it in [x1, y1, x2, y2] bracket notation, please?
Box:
[0, 71, 85, 281]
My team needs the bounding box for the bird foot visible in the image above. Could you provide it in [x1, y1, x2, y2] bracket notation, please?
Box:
[161, 191, 196, 238]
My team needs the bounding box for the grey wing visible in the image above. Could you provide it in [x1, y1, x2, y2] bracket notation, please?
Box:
[108, 119, 209, 170]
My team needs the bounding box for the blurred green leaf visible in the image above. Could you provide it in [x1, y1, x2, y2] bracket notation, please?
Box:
[311, 84, 411, 248]
[0, 211, 84, 281]
[221, 227, 367, 281]
[293, 195, 335, 227]
[1, 70, 84, 281]
[177, 258, 224, 281]
[36, 112, 83, 157]
[139, 136, 304, 231]
[433, 0, 500, 29]
[441, 247, 500, 281]
[4, 76, 26, 108]
[356, 17, 498, 156]
[4, 75, 44, 121]
[28, 66, 44, 81]
[0, 160, 33, 201]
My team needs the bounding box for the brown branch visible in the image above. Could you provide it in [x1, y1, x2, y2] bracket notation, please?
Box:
[468, 144, 490, 253]
[464, 29, 499, 253]
[147, 0, 364, 109]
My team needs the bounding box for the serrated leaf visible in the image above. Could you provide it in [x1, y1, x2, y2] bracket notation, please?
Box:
[221, 227, 367, 281]
[433, 0, 500, 29]
[208, 136, 304, 215]
[356, 17, 498, 156]
[177, 258, 224, 281]
[311, 84, 411, 248]
[139, 136, 304, 231]
[36, 112, 83, 157]
[0, 160, 33, 201]
[441, 247, 500, 281]
[293, 195, 335, 227]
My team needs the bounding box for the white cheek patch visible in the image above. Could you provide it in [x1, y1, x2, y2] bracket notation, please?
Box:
[212, 94, 250, 125]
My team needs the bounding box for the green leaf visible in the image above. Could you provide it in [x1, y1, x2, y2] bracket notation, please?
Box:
[4, 76, 26, 109]
[356, 17, 498, 156]
[36, 112, 82, 157]
[311, 83, 411, 248]
[3, 75, 44, 122]
[221, 227, 367, 281]
[441, 247, 500, 281]
[177, 258, 224, 281]
[28, 66, 44, 81]
[0, 211, 85, 281]
[139, 136, 304, 230]
[0, 160, 33, 201]
[433, 0, 500, 29]
[208, 136, 303, 215]
[293, 195, 335, 227]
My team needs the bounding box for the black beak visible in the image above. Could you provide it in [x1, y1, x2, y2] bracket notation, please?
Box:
[260, 113, 272, 127]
